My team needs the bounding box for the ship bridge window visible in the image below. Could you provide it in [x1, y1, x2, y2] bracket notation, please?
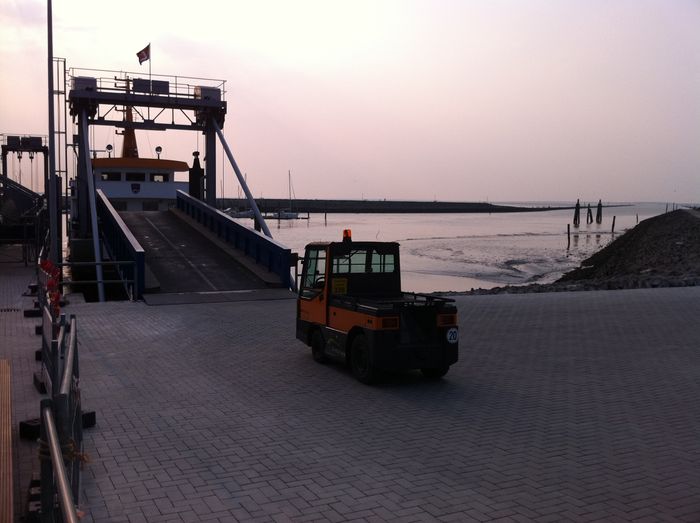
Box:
[100, 172, 121, 181]
[125, 172, 146, 182]
[149, 173, 170, 183]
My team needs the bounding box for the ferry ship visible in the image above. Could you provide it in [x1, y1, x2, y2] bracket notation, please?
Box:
[91, 108, 198, 212]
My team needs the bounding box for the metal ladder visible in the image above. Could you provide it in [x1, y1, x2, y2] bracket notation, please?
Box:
[52, 57, 69, 214]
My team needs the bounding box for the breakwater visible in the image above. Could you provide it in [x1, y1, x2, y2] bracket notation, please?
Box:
[219, 198, 567, 214]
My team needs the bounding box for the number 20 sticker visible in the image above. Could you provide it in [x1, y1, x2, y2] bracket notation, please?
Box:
[446, 327, 459, 344]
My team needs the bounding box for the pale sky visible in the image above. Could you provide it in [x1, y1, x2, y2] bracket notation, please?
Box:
[1, 0, 699, 203]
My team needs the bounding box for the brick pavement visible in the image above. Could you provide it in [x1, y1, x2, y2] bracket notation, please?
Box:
[3, 245, 700, 521]
[68, 287, 700, 522]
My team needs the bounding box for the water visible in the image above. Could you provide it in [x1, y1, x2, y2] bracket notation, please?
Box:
[245, 202, 668, 293]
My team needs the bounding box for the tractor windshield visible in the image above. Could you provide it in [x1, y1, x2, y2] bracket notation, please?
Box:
[329, 243, 400, 298]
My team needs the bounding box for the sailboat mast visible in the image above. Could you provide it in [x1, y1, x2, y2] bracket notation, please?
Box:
[288, 169, 292, 211]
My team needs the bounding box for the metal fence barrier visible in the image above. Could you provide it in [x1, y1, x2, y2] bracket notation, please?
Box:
[35, 248, 83, 521]
[31, 205, 85, 521]
[38, 313, 82, 523]
[58, 317, 82, 505]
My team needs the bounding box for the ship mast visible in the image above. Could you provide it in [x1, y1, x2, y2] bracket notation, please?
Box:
[121, 106, 139, 158]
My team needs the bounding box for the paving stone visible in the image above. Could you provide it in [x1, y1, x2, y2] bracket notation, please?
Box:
[4, 242, 700, 521]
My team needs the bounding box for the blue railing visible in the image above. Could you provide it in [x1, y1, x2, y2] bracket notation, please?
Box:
[176, 191, 294, 288]
[96, 190, 145, 298]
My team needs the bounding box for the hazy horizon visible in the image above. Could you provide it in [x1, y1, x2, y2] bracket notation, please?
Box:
[1, 0, 698, 203]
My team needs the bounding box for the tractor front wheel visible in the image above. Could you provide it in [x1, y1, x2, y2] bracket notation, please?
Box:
[421, 366, 449, 380]
[350, 335, 379, 384]
[311, 330, 326, 363]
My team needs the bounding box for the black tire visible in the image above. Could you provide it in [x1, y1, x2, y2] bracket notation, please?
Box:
[421, 366, 449, 380]
[311, 330, 327, 363]
[350, 334, 379, 384]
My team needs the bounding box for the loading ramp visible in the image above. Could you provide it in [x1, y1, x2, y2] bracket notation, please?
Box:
[93, 190, 295, 304]
[120, 209, 267, 294]
[91, 194, 295, 304]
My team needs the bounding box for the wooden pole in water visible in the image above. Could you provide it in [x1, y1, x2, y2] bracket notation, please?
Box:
[612, 216, 616, 233]
[636, 214, 638, 224]
[567, 224, 570, 249]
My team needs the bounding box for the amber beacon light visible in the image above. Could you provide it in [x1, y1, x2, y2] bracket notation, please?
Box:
[342, 229, 352, 242]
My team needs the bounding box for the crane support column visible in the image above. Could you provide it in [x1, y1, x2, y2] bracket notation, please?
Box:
[204, 122, 217, 207]
[212, 120, 272, 238]
[78, 109, 105, 302]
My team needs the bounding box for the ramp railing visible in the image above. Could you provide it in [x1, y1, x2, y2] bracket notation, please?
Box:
[176, 190, 294, 288]
[96, 189, 145, 299]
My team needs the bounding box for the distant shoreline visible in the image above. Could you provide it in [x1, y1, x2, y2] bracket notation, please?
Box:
[219, 198, 624, 214]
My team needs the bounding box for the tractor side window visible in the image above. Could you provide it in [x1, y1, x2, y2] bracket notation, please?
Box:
[301, 248, 327, 297]
[370, 251, 395, 273]
[332, 249, 368, 274]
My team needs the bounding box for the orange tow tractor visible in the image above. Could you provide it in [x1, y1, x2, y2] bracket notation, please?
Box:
[296, 230, 459, 383]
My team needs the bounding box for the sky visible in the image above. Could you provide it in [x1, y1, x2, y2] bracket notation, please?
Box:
[0, 0, 699, 203]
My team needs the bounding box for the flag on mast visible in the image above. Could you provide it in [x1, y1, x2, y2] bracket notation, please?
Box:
[136, 44, 150, 65]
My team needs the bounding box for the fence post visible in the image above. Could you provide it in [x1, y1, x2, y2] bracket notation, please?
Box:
[57, 313, 66, 384]
[48, 313, 65, 398]
[40, 399, 56, 523]
[54, 391, 80, 504]
[50, 337, 59, 398]
[69, 315, 82, 502]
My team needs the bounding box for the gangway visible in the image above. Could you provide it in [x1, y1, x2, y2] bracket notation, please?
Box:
[120, 210, 264, 294]
[90, 189, 294, 302]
